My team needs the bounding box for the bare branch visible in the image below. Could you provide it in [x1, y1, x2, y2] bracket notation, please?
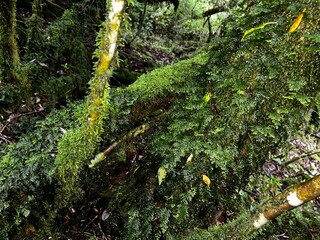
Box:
[282, 150, 320, 166]
[89, 110, 171, 168]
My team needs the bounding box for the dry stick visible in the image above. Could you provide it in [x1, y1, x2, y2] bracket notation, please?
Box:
[89, 110, 170, 168]
[0, 135, 12, 144]
[82, 214, 99, 232]
[0, 121, 9, 134]
[97, 223, 107, 240]
[88, 122, 151, 168]
[282, 150, 320, 166]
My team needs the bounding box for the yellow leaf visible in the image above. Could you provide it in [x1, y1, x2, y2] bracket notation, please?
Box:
[212, 127, 225, 135]
[186, 153, 194, 164]
[288, 8, 306, 33]
[202, 174, 211, 187]
[194, 227, 205, 231]
[241, 22, 277, 41]
[237, 90, 246, 95]
[203, 92, 212, 103]
[158, 167, 167, 185]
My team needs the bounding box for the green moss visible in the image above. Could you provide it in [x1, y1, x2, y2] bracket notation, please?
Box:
[126, 52, 208, 102]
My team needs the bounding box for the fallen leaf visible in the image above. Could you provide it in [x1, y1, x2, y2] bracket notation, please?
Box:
[203, 92, 212, 103]
[186, 153, 194, 164]
[102, 209, 111, 221]
[288, 8, 306, 33]
[158, 167, 167, 185]
[202, 174, 211, 187]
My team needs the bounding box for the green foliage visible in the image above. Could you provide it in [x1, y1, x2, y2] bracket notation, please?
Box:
[0, 104, 77, 239]
[188, 0, 320, 238]
[0, 84, 20, 110]
[92, 0, 320, 239]
[127, 2, 176, 36]
[1, 0, 319, 239]
[173, 0, 209, 41]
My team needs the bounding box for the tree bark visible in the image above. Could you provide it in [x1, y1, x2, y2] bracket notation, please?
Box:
[86, 0, 126, 123]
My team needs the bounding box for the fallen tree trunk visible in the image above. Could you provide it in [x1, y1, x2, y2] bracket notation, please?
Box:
[111, 52, 208, 122]
[98, 52, 208, 144]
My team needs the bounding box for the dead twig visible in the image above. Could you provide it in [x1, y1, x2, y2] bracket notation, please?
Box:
[82, 214, 99, 232]
[0, 135, 13, 144]
[0, 121, 9, 134]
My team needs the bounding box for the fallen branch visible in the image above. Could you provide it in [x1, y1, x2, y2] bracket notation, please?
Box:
[193, 175, 320, 239]
[0, 121, 9, 135]
[89, 110, 171, 168]
[252, 174, 320, 229]
[0, 135, 13, 144]
[88, 122, 151, 168]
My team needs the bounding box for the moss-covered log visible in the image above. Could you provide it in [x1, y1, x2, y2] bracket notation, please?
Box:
[2, 0, 320, 238]
[0, 0, 31, 110]
[110, 52, 208, 124]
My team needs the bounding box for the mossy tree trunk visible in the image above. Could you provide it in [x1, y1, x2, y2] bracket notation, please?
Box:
[0, 0, 31, 111]
[0, 0, 20, 85]
[55, 0, 126, 196]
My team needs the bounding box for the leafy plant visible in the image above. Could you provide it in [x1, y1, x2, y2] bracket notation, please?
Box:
[0, 103, 78, 239]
